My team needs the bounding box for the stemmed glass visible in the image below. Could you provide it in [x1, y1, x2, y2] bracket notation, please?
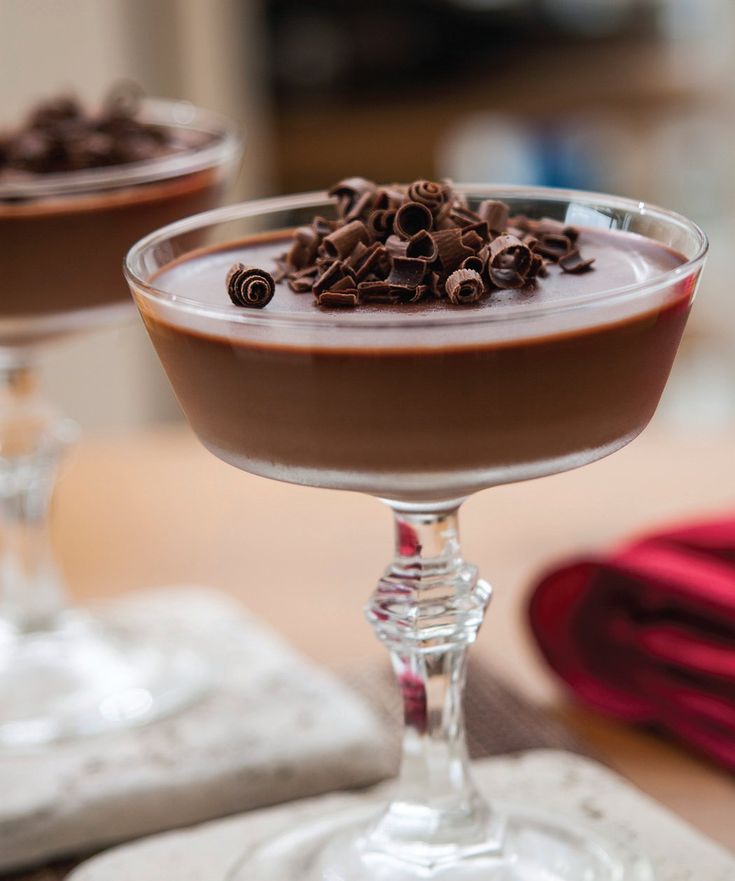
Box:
[0, 98, 241, 747]
[125, 186, 706, 880]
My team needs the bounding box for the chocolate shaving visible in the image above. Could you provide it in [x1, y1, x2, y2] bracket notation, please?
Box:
[317, 290, 359, 308]
[312, 260, 346, 295]
[394, 201, 434, 239]
[366, 209, 395, 240]
[432, 228, 473, 271]
[461, 229, 485, 254]
[322, 220, 369, 259]
[226, 264, 275, 309]
[534, 233, 573, 261]
[445, 268, 485, 305]
[407, 179, 450, 216]
[405, 230, 439, 262]
[245, 177, 595, 311]
[477, 199, 509, 232]
[373, 186, 406, 210]
[559, 249, 595, 274]
[461, 254, 486, 274]
[387, 256, 427, 287]
[0, 85, 186, 176]
[328, 177, 376, 220]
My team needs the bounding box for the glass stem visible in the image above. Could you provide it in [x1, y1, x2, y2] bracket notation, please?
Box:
[0, 364, 75, 634]
[364, 501, 498, 863]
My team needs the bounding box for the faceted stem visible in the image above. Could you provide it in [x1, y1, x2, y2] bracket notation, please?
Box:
[0, 365, 76, 633]
[364, 503, 498, 866]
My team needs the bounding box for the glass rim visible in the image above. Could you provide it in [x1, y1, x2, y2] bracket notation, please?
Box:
[0, 97, 243, 201]
[125, 184, 708, 330]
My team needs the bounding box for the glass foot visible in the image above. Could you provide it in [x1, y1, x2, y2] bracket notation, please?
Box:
[230, 801, 653, 881]
[0, 609, 209, 748]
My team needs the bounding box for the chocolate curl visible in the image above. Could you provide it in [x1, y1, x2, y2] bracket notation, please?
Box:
[345, 188, 376, 223]
[394, 201, 434, 239]
[461, 229, 485, 254]
[357, 281, 401, 304]
[461, 254, 486, 274]
[431, 228, 473, 272]
[387, 256, 427, 288]
[312, 215, 337, 238]
[526, 253, 546, 281]
[386, 234, 409, 258]
[226, 264, 275, 309]
[445, 268, 485, 305]
[407, 179, 450, 216]
[535, 233, 573, 261]
[488, 234, 532, 289]
[373, 186, 406, 210]
[366, 209, 396, 240]
[449, 205, 482, 227]
[327, 177, 376, 219]
[428, 271, 444, 298]
[312, 260, 346, 295]
[477, 199, 509, 232]
[405, 230, 438, 262]
[461, 220, 490, 242]
[286, 225, 319, 270]
[287, 267, 318, 293]
[559, 249, 595, 274]
[352, 242, 390, 280]
[489, 235, 532, 274]
[322, 220, 370, 259]
[317, 290, 359, 308]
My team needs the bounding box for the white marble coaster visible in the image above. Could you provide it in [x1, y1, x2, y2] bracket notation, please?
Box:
[69, 751, 733, 881]
[0, 588, 391, 872]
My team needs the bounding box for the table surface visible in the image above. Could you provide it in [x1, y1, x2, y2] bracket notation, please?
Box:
[54, 423, 735, 852]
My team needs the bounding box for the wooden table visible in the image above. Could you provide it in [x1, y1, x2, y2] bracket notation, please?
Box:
[54, 424, 735, 851]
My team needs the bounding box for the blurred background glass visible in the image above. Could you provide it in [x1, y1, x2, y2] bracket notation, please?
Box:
[2, 0, 734, 432]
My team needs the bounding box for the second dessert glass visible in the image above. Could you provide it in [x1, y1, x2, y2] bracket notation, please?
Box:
[0, 98, 241, 746]
[126, 186, 706, 880]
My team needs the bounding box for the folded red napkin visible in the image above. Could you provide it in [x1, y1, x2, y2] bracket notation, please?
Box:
[528, 516, 735, 770]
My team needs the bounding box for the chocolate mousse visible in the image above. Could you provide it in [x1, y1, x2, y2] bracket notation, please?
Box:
[131, 181, 695, 501]
[1, 91, 235, 321]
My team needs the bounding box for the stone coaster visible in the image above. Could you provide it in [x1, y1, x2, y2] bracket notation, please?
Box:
[68, 751, 734, 881]
[0, 588, 391, 873]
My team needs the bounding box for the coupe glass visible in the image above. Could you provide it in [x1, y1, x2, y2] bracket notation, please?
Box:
[0, 98, 241, 746]
[125, 186, 706, 881]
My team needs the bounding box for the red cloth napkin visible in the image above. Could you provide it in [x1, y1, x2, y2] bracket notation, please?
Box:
[528, 516, 735, 770]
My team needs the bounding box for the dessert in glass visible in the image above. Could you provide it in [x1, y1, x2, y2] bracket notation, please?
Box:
[0, 93, 241, 746]
[126, 179, 706, 880]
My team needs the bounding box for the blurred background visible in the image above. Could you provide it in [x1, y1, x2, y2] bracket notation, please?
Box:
[2, 0, 735, 433]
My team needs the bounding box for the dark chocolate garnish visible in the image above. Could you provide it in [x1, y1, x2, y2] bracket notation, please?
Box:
[405, 230, 439, 262]
[394, 201, 434, 239]
[407, 180, 450, 216]
[317, 290, 359, 308]
[388, 256, 427, 288]
[0, 85, 185, 177]
[559, 249, 596, 274]
[245, 177, 596, 311]
[322, 220, 370, 259]
[446, 268, 486, 305]
[226, 264, 275, 309]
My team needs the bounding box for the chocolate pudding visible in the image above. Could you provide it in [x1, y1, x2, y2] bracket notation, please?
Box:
[1, 94, 238, 328]
[133, 227, 693, 501]
[1, 167, 223, 318]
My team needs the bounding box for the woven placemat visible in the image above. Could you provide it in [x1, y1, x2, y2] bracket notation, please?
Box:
[3, 657, 584, 881]
[346, 657, 586, 763]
